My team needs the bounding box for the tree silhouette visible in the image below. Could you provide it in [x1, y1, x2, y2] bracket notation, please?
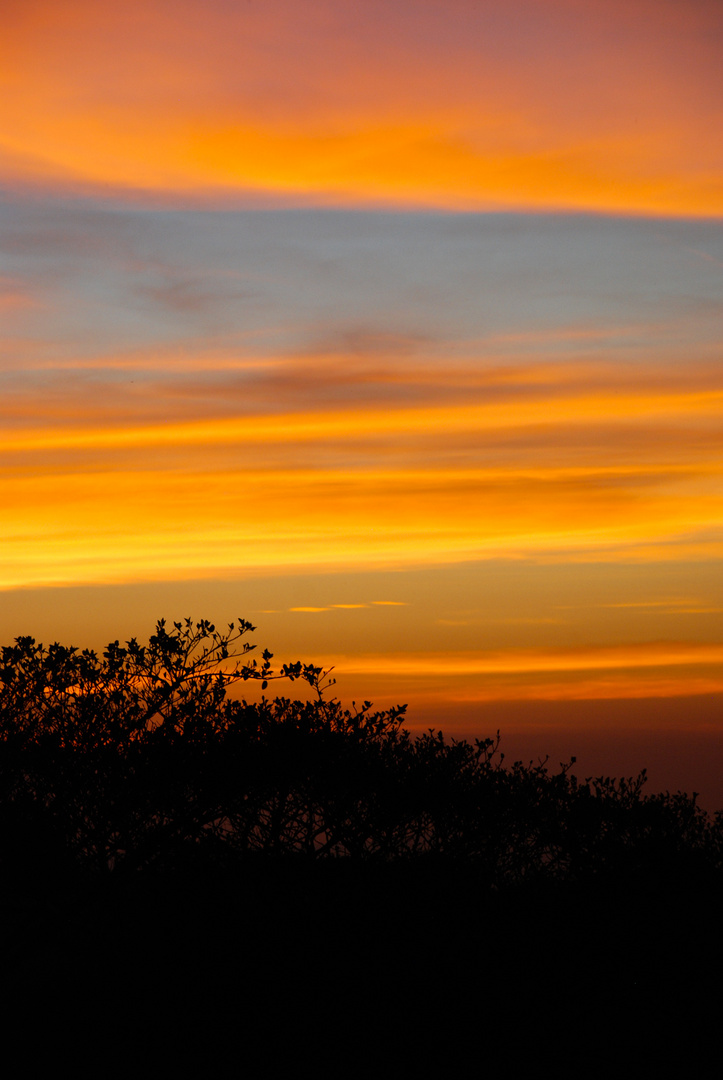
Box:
[1, 616, 721, 886]
[2, 617, 723, 1068]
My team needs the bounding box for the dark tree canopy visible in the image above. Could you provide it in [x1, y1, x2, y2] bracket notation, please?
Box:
[1, 617, 721, 886]
[3, 617, 723, 1069]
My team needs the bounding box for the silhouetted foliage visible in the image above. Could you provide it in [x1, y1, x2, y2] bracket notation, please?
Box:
[3, 617, 723, 1070]
[1, 617, 721, 888]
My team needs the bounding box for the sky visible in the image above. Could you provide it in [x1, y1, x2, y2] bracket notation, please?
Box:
[2, 0, 722, 802]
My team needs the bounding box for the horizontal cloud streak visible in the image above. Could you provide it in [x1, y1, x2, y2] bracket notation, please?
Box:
[317, 641, 723, 676]
[2, 0, 721, 214]
[3, 460, 722, 589]
[4, 379, 722, 446]
[313, 643, 723, 710]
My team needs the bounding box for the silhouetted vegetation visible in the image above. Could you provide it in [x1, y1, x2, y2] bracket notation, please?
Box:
[2, 618, 721, 1060]
[1, 617, 721, 885]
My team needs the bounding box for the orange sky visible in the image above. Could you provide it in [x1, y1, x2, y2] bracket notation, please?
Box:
[2, 0, 722, 801]
[2, 0, 722, 214]
[3, 379, 723, 589]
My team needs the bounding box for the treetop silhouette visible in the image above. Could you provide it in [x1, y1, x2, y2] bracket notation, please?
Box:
[1, 617, 720, 886]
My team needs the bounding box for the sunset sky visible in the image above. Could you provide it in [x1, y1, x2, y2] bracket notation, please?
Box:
[2, 0, 722, 801]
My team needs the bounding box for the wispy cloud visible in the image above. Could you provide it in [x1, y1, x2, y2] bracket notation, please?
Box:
[307, 641, 723, 704]
[3, 456, 722, 590]
[356, 642, 723, 674]
[3, 0, 721, 214]
[3, 376, 721, 452]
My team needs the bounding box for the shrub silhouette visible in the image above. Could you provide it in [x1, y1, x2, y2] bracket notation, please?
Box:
[1, 617, 721, 887]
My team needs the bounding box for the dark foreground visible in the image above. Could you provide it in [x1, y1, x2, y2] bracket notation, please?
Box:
[3, 857, 721, 1071]
[1, 619, 721, 1067]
